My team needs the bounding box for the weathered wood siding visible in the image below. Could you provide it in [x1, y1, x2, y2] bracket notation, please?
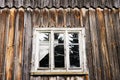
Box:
[0, 8, 120, 80]
[0, 0, 120, 8]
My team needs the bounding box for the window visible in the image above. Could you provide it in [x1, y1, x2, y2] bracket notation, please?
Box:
[31, 28, 87, 75]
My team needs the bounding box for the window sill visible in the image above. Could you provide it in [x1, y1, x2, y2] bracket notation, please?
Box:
[30, 71, 88, 76]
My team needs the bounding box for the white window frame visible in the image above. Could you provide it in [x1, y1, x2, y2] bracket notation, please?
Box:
[31, 28, 87, 75]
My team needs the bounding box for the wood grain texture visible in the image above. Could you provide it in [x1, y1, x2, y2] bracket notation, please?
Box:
[0, 0, 119, 8]
[5, 8, 16, 80]
[13, 8, 24, 80]
[0, 8, 119, 80]
[0, 9, 6, 80]
[23, 8, 33, 80]
[89, 8, 100, 80]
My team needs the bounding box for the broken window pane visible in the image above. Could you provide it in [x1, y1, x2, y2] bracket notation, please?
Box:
[54, 33, 64, 44]
[69, 45, 80, 67]
[39, 33, 50, 67]
[39, 33, 49, 43]
[68, 32, 80, 68]
[68, 33, 78, 44]
[54, 33, 65, 68]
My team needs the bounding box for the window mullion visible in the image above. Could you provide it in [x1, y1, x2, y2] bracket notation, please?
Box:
[65, 30, 69, 71]
[35, 32, 40, 71]
[51, 31, 54, 71]
[79, 31, 83, 70]
[82, 29, 87, 72]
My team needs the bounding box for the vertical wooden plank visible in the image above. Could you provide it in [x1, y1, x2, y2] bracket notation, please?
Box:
[40, 0, 44, 8]
[0, 9, 7, 80]
[56, 76, 65, 80]
[5, 0, 13, 7]
[23, 8, 32, 80]
[83, 8, 94, 80]
[49, 8, 57, 27]
[33, 0, 38, 7]
[73, 8, 80, 27]
[83, 0, 90, 8]
[0, 0, 4, 7]
[66, 76, 70, 80]
[68, 0, 72, 7]
[5, 8, 16, 80]
[82, 8, 92, 80]
[49, 76, 56, 80]
[104, 8, 116, 80]
[60, 0, 65, 8]
[77, 0, 84, 8]
[71, 0, 77, 7]
[75, 76, 85, 80]
[23, 0, 32, 7]
[79, 9, 83, 27]
[32, 8, 40, 28]
[109, 8, 118, 80]
[65, 8, 71, 27]
[43, 0, 50, 7]
[56, 8, 64, 27]
[1, 8, 10, 80]
[89, 8, 101, 80]
[55, 0, 60, 8]
[85, 75, 89, 80]
[52, 0, 56, 7]
[30, 76, 35, 80]
[14, 8, 24, 80]
[42, 8, 49, 27]
[111, 8, 120, 79]
[118, 8, 120, 73]
[0, 9, 3, 80]
[48, 0, 52, 7]
[13, 0, 23, 8]
[70, 9, 75, 27]
[63, 0, 68, 8]
[96, 8, 112, 80]
[13, 8, 19, 80]
[39, 9, 44, 27]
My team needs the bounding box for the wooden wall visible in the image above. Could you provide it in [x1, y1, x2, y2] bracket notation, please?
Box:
[0, 8, 120, 80]
[0, 0, 120, 8]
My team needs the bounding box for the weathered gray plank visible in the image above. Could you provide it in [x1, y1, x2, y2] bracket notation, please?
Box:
[70, 9, 75, 27]
[63, 0, 68, 8]
[32, 8, 40, 28]
[73, 8, 80, 27]
[55, 0, 60, 8]
[14, 8, 24, 80]
[71, 0, 77, 7]
[23, 8, 32, 80]
[13, 0, 23, 8]
[0, 0, 4, 7]
[104, 8, 116, 80]
[5, 0, 13, 7]
[0, 0, 119, 8]
[49, 8, 57, 27]
[56, 8, 64, 27]
[42, 8, 49, 27]
[96, 8, 111, 80]
[89, 8, 101, 80]
[118, 8, 120, 74]
[43, 0, 50, 7]
[82, 8, 94, 80]
[111, 8, 120, 79]
[65, 8, 71, 27]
